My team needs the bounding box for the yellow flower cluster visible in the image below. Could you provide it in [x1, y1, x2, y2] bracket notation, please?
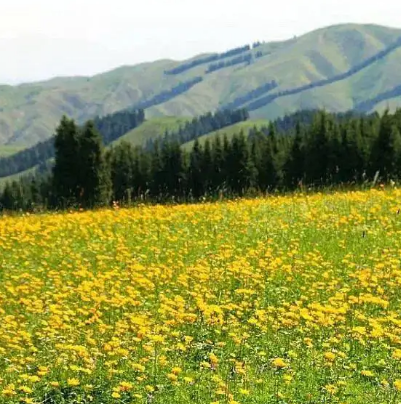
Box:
[1, 189, 401, 403]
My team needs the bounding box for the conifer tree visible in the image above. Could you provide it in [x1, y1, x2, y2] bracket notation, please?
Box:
[211, 135, 226, 191]
[201, 140, 213, 194]
[284, 122, 305, 188]
[189, 139, 204, 198]
[109, 142, 135, 202]
[52, 116, 81, 207]
[78, 121, 111, 208]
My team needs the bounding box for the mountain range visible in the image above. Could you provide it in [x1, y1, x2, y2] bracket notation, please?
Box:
[1, 23, 401, 147]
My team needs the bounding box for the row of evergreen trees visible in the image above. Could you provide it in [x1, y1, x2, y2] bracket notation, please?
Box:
[1, 109, 401, 211]
[0, 109, 145, 178]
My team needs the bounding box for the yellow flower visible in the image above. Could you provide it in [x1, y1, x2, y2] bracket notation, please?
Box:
[119, 381, 133, 391]
[381, 379, 389, 388]
[324, 384, 338, 395]
[272, 358, 287, 369]
[22, 399, 35, 404]
[2, 386, 16, 397]
[361, 370, 374, 377]
[394, 380, 401, 391]
[67, 378, 80, 387]
[171, 366, 182, 375]
[324, 352, 336, 362]
[392, 349, 401, 360]
[132, 363, 146, 372]
[19, 386, 33, 394]
[167, 373, 178, 382]
[209, 353, 219, 366]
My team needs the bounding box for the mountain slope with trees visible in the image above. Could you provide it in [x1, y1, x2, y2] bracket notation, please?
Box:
[3, 108, 401, 211]
[1, 23, 401, 146]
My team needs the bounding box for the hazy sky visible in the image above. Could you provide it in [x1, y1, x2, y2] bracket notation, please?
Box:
[1, 0, 401, 84]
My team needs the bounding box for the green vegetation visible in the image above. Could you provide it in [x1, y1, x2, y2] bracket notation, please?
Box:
[1, 24, 401, 146]
[3, 109, 401, 211]
[0, 166, 38, 188]
[182, 120, 269, 151]
[2, 190, 401, 403]
[112, 117, 190, 147]
[0, 145, 25, 157]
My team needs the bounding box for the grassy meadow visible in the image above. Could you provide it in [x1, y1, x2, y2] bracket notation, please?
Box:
[2, 189, 401, 403]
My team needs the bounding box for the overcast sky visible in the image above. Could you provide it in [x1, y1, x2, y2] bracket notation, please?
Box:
[1, 0, 401, 84]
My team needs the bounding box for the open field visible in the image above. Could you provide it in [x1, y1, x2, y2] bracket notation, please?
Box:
[2, 189, 401, 403]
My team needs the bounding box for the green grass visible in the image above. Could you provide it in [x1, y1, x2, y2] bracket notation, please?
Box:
[182, 120, 269, 151]
[111, 117, 190, 148]
[0, 145, 25, 158]
[1, 189, 401, 403]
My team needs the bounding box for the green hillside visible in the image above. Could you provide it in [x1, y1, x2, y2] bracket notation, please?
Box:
[0, 117, 189, 185]
[0, 145, 25, 158]
[111, 117, 189, 147]
[0, 166, 38, 188]
[1, 23, 401, 146]
[182, 120, 269, 151]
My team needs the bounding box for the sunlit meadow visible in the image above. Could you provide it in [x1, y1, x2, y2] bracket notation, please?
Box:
[2, 189, 401, 403]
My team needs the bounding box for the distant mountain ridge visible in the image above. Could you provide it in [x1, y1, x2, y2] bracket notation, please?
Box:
[1, 23, 401, 146]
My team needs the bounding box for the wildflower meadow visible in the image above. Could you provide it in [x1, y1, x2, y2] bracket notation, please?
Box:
[1, 189, 401, 403]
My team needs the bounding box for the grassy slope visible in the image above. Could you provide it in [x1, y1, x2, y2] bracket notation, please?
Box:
[1, 24, 401, 146]
[150, 24, 401, 119]
[111, 117, 190, 148]
[182, 120, 269, 151]
[251, 46, 401, 119]
[0, 145, 25, 158]
[0, 61, 181, 146]
[373, 95, 401, 113]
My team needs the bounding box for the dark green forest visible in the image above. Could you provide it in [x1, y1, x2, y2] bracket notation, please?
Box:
[1, 108, 401, 211]
[0, 109, 146, 178]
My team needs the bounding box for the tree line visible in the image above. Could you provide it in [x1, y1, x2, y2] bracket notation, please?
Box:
[134, 77, 203, 109]
[1, 109, 401, 211]
[221, 81, 278, 111]
[206, 53, 253, 74]
[165, 45, 251, 75]
[145, 109, 249, 150]
[0, 109, 145, 179]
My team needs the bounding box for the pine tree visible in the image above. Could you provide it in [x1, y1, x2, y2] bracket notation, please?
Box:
[0, 182, 14, 210]
[52, 116, 81, 207]
[150, 140, 164, 198]
[371, 111, 397, 180]
[284, 122, 305, 188]
[109, 142, 135, 202]
[211, 135, 225, 192]
[228, 132, 256, 195]
[78, 121, 111, 208]
[304, 111, 330, 184]
[389, 125, 401, 179]
[189, 139, 204, 198]
[201, 140, 213, 194]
